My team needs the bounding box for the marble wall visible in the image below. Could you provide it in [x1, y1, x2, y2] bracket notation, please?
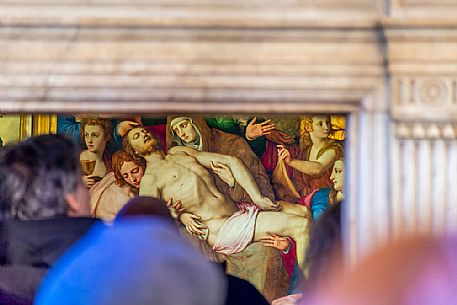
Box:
[1, 0, 456, 262]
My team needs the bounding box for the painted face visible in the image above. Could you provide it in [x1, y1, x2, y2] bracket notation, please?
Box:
[309, 116, 330, 139]
[330, 160, 344, 192]
[127, 127, 158, 156]
[120, 161, 145, 189]
[172, 119, 198, 143]
[84, 124, 108, 153]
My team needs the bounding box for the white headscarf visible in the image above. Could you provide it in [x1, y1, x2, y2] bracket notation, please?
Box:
[170, 117, 203, 151]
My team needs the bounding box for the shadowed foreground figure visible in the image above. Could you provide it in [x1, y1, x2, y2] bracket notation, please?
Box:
[0, 134, 98, 304]
[116, 196, 172, 220]
[115, 196, 270, 305]
[34, 218, 227, 305]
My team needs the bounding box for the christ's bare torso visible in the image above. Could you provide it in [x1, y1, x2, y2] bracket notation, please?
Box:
[141, 153, 236, 226]
[139, 147, 278, 245]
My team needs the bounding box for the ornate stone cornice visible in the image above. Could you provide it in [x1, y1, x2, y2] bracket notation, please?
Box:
[394, 121, 457, 140]
[385, 8, 457, 123]
[0, 1, 385, 110]
[0, 1, 381, 28]
[392, 76, 457, 122]
[389, 0, 457, 18]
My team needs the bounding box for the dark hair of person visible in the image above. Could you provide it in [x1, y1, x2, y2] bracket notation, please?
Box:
[0, 134, 81, 220]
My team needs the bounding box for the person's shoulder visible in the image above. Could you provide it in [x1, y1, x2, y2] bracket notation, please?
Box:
[45, 217, 102, 230]
[314, 188, 332, 198]
[141, 171, 159, 182]
[168, 146, 184, 153]
[3, 217, 100, 227]
[168, 146, 198, 156]
[1, 218, 103, 277]
[212, 128, 243, 141]
[315, 140, 340, 157]
[212, 128, 251, 151]
[323, 139, 343, 151]
[79, 150, 88, 159]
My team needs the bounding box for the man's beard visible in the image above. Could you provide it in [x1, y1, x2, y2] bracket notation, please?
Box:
[139, 138, 161, 156]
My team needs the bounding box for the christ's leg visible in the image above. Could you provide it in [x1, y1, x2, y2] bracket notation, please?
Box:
[278, 201, 309, 218]
[253, 211, 310, 275]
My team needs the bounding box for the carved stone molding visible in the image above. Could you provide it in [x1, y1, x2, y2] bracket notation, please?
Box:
[390, 0, 457, 17]
[392, 77, 457, 121]
[0, 1, 381, 28]
[418, 79, 449, 105]
[394, 122, 457, 140]
[0, 6, 384, 108]
[392, 0, 457, 8]
[6, 0, 457, 266]
[385, 15, 457, 122]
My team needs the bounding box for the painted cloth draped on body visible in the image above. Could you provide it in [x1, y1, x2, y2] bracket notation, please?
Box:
[213, 202, 260, 255]
[143, 116, 262, 154]
[260, 116, 343, 174]
[295, 141, 343, 196]
[89, 172, 132, 221]
[205, 117, 267, 157]
[272, 140, 343, 201]
[302, 188, 332, 221]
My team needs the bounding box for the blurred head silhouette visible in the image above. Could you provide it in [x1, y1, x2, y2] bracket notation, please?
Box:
[0, 134, 90, 220]
[116, 196, 172, 220]
[35, 217, 226, 305]
[301, 234, 457, 305]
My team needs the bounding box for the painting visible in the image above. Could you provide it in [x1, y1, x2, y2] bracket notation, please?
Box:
[0, 113, 346, 302]
[0, 114, 31, 146]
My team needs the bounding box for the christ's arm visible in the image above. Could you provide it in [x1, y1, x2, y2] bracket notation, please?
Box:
[169, 146, 278, 210]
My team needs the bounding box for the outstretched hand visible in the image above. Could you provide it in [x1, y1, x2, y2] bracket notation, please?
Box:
[245, 117, 275, 140]
[211, 161, 235, 187]
[260, 233, 290, 252]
